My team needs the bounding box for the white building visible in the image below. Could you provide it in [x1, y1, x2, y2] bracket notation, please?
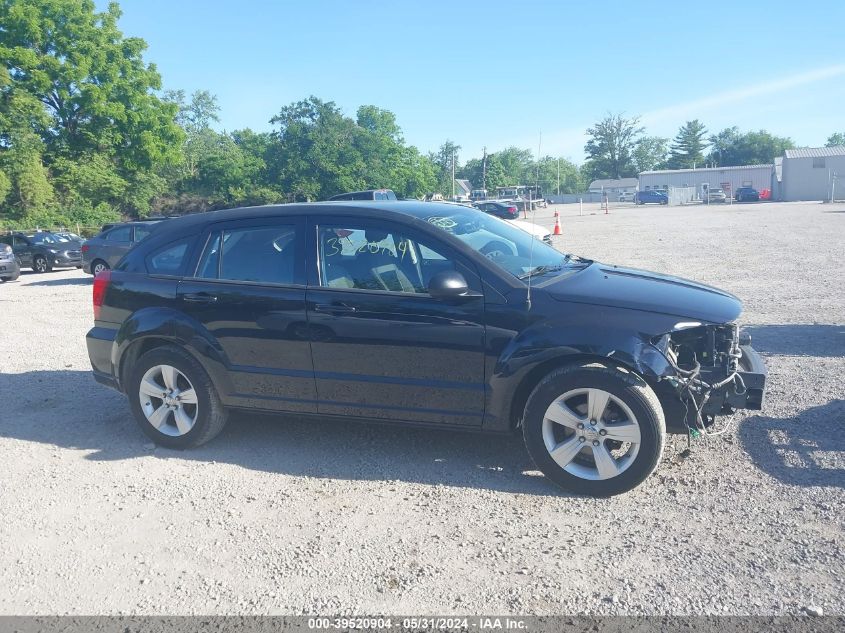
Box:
[639, 164, 773, 196]
[587, 178, 639, 196]
[780, 146, 845, 201]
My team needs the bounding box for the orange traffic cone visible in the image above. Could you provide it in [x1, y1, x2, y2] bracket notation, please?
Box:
[553, 216, 562, 236]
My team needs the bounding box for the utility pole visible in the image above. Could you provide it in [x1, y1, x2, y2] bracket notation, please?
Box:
[451, 149, 455, 200]
[557, 157, 560, 196]
[482, 146, 487, 191]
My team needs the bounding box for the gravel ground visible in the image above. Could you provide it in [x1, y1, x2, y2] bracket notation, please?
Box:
[0, 201, 842, 616]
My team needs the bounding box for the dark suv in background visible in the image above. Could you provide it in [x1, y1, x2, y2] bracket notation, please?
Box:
[82, 221, 160, 276]
[85, 201, 765, 496]
[0, 231, 82, 273]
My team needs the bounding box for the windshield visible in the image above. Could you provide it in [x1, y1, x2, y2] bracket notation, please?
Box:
[28, 232, 63, 244]
[422, 210, 581, 280]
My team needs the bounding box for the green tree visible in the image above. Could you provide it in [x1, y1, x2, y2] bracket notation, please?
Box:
[668, 120, 709, 169]
[707, 128, 794, 166]
[583, 113, 643, 179]
[0, 0, 183, 219]
[825, 132, 845, 147]
[429, 140, 461, 196]
[633, 136, 669, 173]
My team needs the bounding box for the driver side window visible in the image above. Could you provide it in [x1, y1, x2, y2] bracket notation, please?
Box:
[317, 223, 455, 294]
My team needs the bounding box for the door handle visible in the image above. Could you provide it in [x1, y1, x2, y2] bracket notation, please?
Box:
[314, 303, 356, 314]
[182, 292, 218, 304]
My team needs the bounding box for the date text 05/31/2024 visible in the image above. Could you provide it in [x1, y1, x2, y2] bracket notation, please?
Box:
[308, 617, 528, 630]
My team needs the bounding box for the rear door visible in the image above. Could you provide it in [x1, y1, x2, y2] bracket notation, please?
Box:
[11, 236, 33, 268]
[306, 216, 486, 426]
[102, 225, 132, 266]
[176, 216, 316, 413]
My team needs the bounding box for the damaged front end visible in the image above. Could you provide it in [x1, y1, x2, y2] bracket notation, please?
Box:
[651, 322, 766, 434]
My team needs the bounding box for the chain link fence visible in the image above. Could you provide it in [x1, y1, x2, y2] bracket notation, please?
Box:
[1, 224, 103, 238]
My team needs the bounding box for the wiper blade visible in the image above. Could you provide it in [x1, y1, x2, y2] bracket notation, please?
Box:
[518, 264, 565, 280]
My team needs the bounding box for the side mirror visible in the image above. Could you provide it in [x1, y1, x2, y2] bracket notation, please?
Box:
[427, 270, 470, 299]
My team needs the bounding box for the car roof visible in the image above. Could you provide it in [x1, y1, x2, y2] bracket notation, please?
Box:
[148, 201, 488, 231]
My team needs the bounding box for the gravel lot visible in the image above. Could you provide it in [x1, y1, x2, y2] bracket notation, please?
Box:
[0, 201, 842, 616]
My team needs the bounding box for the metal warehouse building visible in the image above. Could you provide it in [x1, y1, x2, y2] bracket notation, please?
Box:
[638, 164, 773, 195]
[780, 146, 845, 201]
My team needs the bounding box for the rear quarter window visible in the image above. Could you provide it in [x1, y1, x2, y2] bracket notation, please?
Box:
[145, 239, 192, 276]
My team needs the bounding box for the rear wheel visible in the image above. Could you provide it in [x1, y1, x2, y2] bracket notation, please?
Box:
[128, 345, 228, 449]
[523, 364, 665, 496]
[91, 259, 109, 276]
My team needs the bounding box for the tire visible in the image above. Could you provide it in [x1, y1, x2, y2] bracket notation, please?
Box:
[522, 364, 666, 496]
[91, 260, 109, 276]
[738, 344, 764, 373]
[481, 240, 513, 260]
[127, 345, 228, 449]
[32, 255, 50, 274]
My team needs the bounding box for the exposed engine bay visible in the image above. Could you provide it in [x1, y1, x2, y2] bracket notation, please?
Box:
[655, 323, 766, 436]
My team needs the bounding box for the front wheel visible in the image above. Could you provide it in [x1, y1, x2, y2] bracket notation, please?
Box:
[33, 255, 50, 274]
[128, 345, 228, 449]
[523, 364, 666, 496]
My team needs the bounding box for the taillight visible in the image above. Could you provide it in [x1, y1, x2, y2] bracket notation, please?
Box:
[92, 270, 111, 320]
[507, 206, 518, 215]
[81, 244, 89, 253]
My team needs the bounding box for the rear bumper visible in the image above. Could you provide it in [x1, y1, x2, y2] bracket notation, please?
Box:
[0, 259, 20, 279]
[86, 326, 121, 391]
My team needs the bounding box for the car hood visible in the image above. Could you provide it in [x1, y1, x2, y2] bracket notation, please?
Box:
[506, 219, 550, 239]
[545, 262, 741, 324]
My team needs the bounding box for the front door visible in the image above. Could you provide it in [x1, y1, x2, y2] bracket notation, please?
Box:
[176, 217, 316, 413]
[306, 217, 486, 426]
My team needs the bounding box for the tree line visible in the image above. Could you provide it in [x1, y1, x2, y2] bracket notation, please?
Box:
[583, 114, 845, 181]
[2, 0, 843, 230]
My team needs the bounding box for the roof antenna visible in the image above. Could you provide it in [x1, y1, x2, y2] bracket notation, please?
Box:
[526, 131, 542, 310]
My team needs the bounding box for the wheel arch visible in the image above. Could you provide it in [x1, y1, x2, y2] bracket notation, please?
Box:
[113, 308, 235, 401]
[506, 353, 645, 431]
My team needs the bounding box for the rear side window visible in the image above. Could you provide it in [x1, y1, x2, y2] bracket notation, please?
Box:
[196, 225, 298, 285]
[106, 226, 131, 241]
[146, 240, 191, 276]
[133, 225, 154, 242]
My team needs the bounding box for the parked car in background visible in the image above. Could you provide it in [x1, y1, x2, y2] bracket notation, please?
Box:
[618, 191, 636, 202]
[328, 189, 397, 201]
[0, 231, 82, 273]
[705, 188, 727, 203]
[85, 200, 765, 496]
[735, 187, 760, 202]
[54, 231, 84, 242]
[474, 200, 519, 219]
[635, 190, 669, 205]
[82, 221, 160, 276]
[0, 243, 21, 281]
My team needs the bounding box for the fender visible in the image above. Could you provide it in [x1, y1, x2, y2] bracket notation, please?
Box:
[112, 307, 236, 400]
[483, 299, 681, 431]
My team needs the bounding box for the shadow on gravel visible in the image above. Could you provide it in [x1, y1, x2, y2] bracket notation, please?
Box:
[25, 275, 91, 286]
[0, 369, 558, 497]
[740, 400, 845, 488]
[745, 324, 845, 357]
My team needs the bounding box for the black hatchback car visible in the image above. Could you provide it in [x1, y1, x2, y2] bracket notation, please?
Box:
[86, 201, 766, 496]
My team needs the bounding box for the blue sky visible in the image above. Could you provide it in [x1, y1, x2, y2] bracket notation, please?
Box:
[102, 0, 845, 163]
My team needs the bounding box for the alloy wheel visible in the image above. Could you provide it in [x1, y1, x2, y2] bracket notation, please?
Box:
[138, 364, 199, 437]
[34, 257, 47, 273]
[541, 388, 641, 481]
